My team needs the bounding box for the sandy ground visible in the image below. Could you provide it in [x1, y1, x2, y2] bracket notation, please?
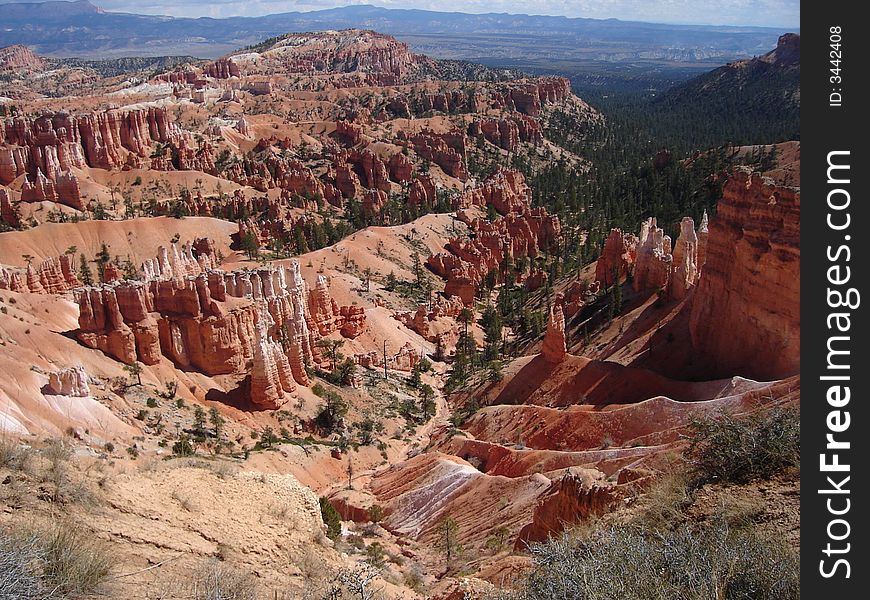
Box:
[0, 216, 237, 268]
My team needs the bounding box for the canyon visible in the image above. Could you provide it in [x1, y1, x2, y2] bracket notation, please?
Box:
[0, 28, 800, 600]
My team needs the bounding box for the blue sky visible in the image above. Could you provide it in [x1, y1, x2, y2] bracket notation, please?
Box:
[3, 1, 801, 27]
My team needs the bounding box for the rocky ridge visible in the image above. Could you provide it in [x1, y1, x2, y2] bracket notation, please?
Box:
[0, 44, 45, 72]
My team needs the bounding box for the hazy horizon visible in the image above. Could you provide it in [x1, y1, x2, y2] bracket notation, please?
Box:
[0, 0, 800, 29]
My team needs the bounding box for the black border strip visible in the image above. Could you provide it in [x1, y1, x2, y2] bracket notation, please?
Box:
[802, 4, 868, 595]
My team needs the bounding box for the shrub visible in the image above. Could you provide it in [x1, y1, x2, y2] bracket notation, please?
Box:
[259, 427, 278, 448]
[364, 542, 386, 567]
[496, 520, 799, 600]
[630, 470, 693, 531]
[686, 407, 800, 484]
[189, 559, 257, 600]
[40, 525, 111, 593]
[315, 389, 349, 434]
[0, 532, 44, 600]
[320, 497, 342, 541]
[367, 504, 385, 524]
[42, 437, 72, 465]
[173, 434, 195, 457]
[37, 522, 114, 597]
[0, 436, 20, 468]
[40, 439, 92, 505]
[485, 526, 511, 552]
[354, 414, 384, 446]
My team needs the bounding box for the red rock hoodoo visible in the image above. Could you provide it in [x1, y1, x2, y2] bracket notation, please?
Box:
[541, 304, 567, 363]
[73, 251, 366, 406]
[688, 169, 800, 379]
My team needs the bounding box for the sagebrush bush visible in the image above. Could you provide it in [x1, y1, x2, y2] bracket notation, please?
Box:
[630, 470, 693, 531]
[39, 439, 95, 506]
[7, 445, 36, 475]
[686, 407, 800, 484]
[0, 435, 18, 467]
[0, 523, 113, 599]
[493, 519, 799, 600]
[190, 560, 258, 600]
[0, 533, 45, 600]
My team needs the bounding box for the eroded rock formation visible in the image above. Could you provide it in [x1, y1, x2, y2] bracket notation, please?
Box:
[394, 296, 464, 342]
[406, 129, 467, 180]
[633, 217, 673, 293]
[594, 228, 637, 288]
[250, 313, 296, 409]
[0, 106, 188, 186]
[0, 254, 80, 294]
[688, 169, 799, 378]
[0, 187, 18, 227]
[427, 169, 559, 303]
[0, 44, 46, 72]
[669, 216, 702, 299]
[470, 114, 543, 152]
[541, 304, 567, 363]
[594, 212, 708, 300]
[141, 240, 216, 282]
[46, 366, 90, 397]
[73, 247, 364, 405]
[353, 341, 420, 373]
[515, 473, 620, 547]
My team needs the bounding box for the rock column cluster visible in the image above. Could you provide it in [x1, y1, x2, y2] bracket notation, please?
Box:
[72, 248, 366, 407]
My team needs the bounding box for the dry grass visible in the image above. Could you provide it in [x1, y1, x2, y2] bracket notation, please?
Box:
[492, 519, 799, 600]
[720, 495, 767, 528]
[189, 559, 258, 600]
[630, 470, 693, 531]
[0, 435, 34, 473]
[38, 521, 114, 597]
[686, 407, 800, 484]
[0, 532, 44, 600]
[1, 437, 98, 509]
[0, 435, 19, 468]
[0, 521, 114, 599]
[166, 456, 240, 480]
[171, 488, 196, 512]
[39, 439, 97, 507]
[300, 564, 385, 600]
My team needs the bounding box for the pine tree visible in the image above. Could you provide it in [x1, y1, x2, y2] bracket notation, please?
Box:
[123, 362, 143, 386]
[78, 254, 93, 286]
[319, 497, 342, 541]
[208, 407, 225, 439]
[192, 406, 206, 438]
[95, 243, 111, 283]
[241, 231, 259, 260]
[437, 516, 463, 569]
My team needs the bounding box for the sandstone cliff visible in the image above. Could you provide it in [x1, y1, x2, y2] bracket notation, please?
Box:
[688, 169, 799, 379]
